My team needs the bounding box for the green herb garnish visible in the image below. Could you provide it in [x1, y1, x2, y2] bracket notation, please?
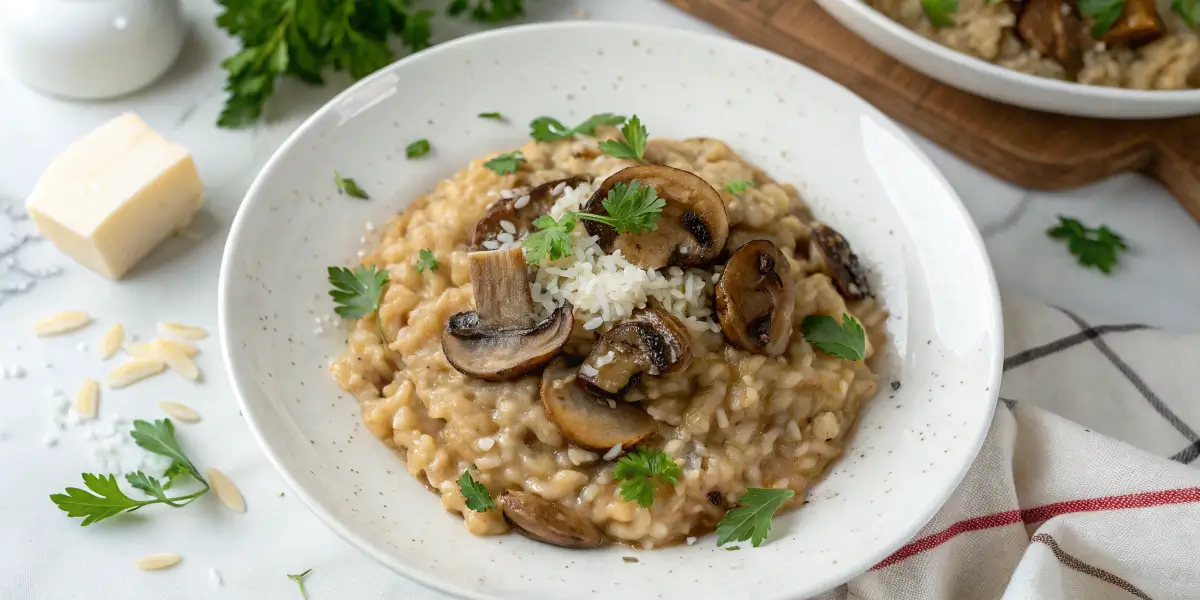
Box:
[1047, 215, 1128, 274]
[214, 1, 524, 128]
[598, 114, 648, 163]
[613, 449, 682, 508]
[415, 249, 439, 272]
[523, 213, 577, 265]
[406, 139, 431, 159]
[50, 419, 210, 525]
[288, 569, 313, 599]
[920, 0, 959, 27]
[529, 113, 626, 142]
[483, 151, 525, 175]
[725, 180, 753, 194]
[335, 171, 369, 199]
[715, 488, 795, 548]
[1174, 0, 1199, 26]
[801, 314, 867, 361]
[1078, 0, 1126, 37]
[573, 181, 665, 235]
[478, 112, 506, 121]
[457, 470, 495, 512]
[328, 265, 389, 340]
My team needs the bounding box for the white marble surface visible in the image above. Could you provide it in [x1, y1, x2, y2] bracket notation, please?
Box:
[1, 1, 1199, 598]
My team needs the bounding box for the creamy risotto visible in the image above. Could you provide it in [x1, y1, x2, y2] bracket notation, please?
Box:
[331, 125, 887, 549]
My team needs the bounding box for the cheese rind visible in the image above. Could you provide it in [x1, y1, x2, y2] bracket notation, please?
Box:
[26, 113, 203, 280]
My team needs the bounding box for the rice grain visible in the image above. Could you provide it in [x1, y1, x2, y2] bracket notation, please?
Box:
[32, 311, 91, 336]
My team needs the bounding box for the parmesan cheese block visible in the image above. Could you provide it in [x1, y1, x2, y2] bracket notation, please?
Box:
[26, 113, 203, 280]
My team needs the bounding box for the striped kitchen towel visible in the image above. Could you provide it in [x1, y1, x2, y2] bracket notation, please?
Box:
[819, 296, 1200, 600]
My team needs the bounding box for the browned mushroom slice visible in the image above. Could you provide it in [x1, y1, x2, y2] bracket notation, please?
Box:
[499, 490, 603, 548]
[809, 223, 871, 301]
[581, 165, 729, 269]
[576, 306, 692, 398]
[715, 240, 796, 356]
[1016, 0, 1090, 74]
[470, 176, 589, 250]
[540, 357, 655, 451]
[442, 248, 572, 380]
[1103, 0, 1164, 47]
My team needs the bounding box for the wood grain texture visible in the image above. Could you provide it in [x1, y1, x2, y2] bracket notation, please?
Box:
[669, 0, 1200, 222]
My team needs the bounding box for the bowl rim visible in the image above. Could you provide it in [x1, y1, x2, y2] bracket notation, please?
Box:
[823, 0, 1200, 104]
[218, 20, 1003, 600]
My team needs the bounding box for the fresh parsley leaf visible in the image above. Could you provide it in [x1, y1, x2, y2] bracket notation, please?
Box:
[1078, 0, 1126, 37]
[327, 266, 389, 320]
[612, 449, 682, 508]
[50, 420, 211, 525]
[801, 314, 867, 361]
[406, 139, 431, 159]
[725, 180, 753, 194]
[598, 114, 649, 163]
[715, 488, 795, 547]
[288, 568, 313, 600]
[478, 112, 506, 121]
[529, 114, 626, 141]
[523, 213, 576, 265]
[1047, 215, 1128, 274]
[215, 1, 523, 128]
[483, 151, 526, 175]
[574, 181, 666, 235]
[457, 470, 495, 512]
[920, 0, 959, 27]
[335, 171, 370, 199]
[415, 249, 439, 272]
[1175, 0, 1199, 26]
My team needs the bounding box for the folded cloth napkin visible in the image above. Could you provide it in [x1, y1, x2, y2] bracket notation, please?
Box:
[818, 296, 1200, 600]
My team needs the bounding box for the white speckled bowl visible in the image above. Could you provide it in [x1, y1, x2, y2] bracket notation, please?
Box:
[219, 22, 1002, 600]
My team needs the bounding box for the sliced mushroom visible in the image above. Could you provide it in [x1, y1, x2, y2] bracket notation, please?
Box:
[499, 489, 603, 548]
[470, 176, 589, 250]
[1016, 0, 1090, 75]
[1103, 0, 1164, 47]
[540, 357, 655, 451]
[809, 223, 871, 301]
[715, 240, 796, 356]
[581, 165, 729, 269]
[576, 305, 692, 398]
[442, 248, 572, 380]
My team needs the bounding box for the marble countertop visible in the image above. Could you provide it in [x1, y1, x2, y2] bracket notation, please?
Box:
[2, 1, 1199, 598]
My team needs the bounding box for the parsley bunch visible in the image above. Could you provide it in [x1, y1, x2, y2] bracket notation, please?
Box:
[50, 419, 210, 525]
[215, 0, 525, 128]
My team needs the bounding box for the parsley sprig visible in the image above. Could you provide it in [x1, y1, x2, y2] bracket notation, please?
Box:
[457, 470, 495, 512]
[598, 115, 649, 163]
[334, 171, 369, 199]
[1078, 0, 1126, 37]
[613, 449, 682, 508]
[529, 113, 626, 142]
[522, 181, 665, 264]
[920, 0, 959, 27]
[415, 249, 439, 272]
[1175, 0, 1199, 26]
[478, 111, 505, 121]
[801, 314, 867, 361]
[215, 1, 524, 128]
[1047, 215, 1128, 274]
[484, 151, 526, 175]
[288, 569, 313, 599]
[50, 419, 210, 525]
[725, 180, 753, 194]
[406, 139, 431, 159]
[328, 265, 389, 340]
[715, 488, 795, 547]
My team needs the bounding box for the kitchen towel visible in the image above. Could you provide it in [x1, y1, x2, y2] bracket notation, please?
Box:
[819, 296, 1200, 600]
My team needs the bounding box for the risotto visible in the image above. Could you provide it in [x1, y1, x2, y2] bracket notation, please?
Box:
[868, 0, 1200, 90]
[331, 124, 887, 549]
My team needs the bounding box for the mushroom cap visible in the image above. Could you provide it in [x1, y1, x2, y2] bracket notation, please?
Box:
[470, 176, 589, 250]
[809, 223, 871, 301]
[442, 303, 574, 381]
[540, 357, 655, 451]
[576, 305, 693, 398]
[582, 165, 728, 269]
[715, 240, 796, 356]
[499, 490, 604, 548]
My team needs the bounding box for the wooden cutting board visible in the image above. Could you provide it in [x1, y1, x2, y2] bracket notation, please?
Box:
[669, 0, 1200, 222]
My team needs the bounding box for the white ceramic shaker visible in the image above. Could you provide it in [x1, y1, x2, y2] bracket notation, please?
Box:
[0, 0, 188, 100]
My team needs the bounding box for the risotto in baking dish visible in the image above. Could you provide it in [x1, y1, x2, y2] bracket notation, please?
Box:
[330, 115, 887, 549]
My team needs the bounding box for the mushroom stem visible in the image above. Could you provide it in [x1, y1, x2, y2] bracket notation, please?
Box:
[470, 248, 536, 328]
